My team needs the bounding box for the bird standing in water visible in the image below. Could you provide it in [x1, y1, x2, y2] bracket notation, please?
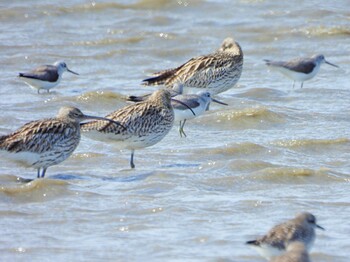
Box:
[264, 54, 338, 88]
[18, 61, 79, 93]
[81, 89, 192, 169]
[142, 37, 244, 95]
[0, 106, 121, 178]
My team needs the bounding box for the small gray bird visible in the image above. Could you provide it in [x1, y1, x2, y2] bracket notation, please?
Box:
[19, 61, 79, 93]
[246, 212, 324, 260]
[172, 91, 227, 137]
[264, 54, 338, 88]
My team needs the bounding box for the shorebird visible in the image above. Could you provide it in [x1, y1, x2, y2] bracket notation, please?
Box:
[172, 91, 227, 137]
[142, 37, 243, 95]
[0, 106, 122, 178]
[18, 61, 79, 93]
[264, 54, 338, 88]
[246, 212, 324, 260]
[270, 242, 311, 262]
[81, 89, 194, 169]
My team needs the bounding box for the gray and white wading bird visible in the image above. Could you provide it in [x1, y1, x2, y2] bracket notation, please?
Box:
[0, 107, 123, 178]
[18, 61, 79, 93]
[172, 91, 227, 137]
[142, 37, 243, 95]
[81, 89, 195, 169]
[264, 54, 338, 88]
[246, 212, 324, 260]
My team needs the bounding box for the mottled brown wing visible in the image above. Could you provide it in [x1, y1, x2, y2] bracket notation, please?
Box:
[81, 101, 169, 135]
[0, 119, 76, 153]
[259, 222, 295, 250]
[142, 67, 180, 86]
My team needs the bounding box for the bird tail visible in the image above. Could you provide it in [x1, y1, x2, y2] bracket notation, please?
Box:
[142, 68, 178, 86]
[246, 240, 259, 246]
[263, 59, 272, 66]
[0, 135, 6, 149]
[127, 94, 148, 103]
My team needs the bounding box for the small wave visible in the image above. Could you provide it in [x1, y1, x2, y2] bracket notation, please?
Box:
[236, 88, 288, 100]
[77, 91, 127, 106]
[250, 167, 346, 183]
[292, 26, 350, 37]
[0, 177, 68, 193]
[72, 36, 144, 47]
[273, 138, 349, 148]
[0, 176, 71, 202]
[203, 106, 285, 130]
[201, 142, 267, 157]
[58, 0, 181, 14]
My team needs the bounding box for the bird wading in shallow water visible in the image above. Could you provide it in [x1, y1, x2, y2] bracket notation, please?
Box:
[172, 91, 227, 137]
[0, 106, 123, 178]
[18, 61, 79, 93]
[246, 212, 324, 260]
[142, 37, 243, 95]
[264, 54, 338, 88]
[81, 89, 195, 169]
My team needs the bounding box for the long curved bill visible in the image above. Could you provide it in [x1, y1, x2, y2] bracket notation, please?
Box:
[82, 115, 126, 129]
[325, 60, 339, 68]
[212, 97, 228, 106]
[171, 98, 196, 116]
[67, 68, 79, 75]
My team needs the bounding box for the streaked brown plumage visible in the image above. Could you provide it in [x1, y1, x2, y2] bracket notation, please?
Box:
[0, 106, 118, 178]
[81, 89, 175, 169]
[142, 37, 243, 95]
[246, 212, 324, 260]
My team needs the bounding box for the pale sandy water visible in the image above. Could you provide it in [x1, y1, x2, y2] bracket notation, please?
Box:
[0, 0, 350, 261]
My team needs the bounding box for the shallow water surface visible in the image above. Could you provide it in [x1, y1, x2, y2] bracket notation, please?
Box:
[0, 0, 350, 261]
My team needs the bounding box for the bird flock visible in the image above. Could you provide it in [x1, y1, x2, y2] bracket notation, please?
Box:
[0, 36, 338, 261]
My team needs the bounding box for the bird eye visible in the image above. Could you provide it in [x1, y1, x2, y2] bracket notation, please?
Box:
[308, 217, 315, 223]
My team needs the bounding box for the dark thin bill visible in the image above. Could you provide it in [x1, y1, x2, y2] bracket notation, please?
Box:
[67, 68, 79, 75]
[84, 115, 126, 130]
[212, 98, 228, 106]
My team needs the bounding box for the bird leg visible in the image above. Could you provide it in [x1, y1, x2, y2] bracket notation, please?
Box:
[37, 168, 41, 178]
[179, 120, 187, 138]
[130, 150, 135, 169]
[301, 82, 304, 88]
[41, 168, 47, 178]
